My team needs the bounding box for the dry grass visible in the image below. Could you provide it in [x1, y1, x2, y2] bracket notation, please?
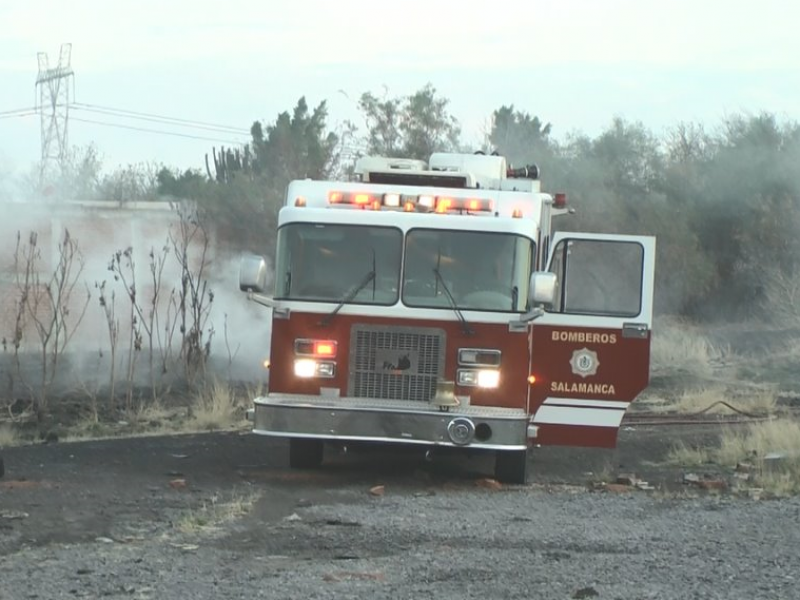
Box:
[186, 378, 247, 432]
[668, 418, 800, 496]
[650, 317, 731, 378]
[719, 419, 800, 496]
[59, 399, 181, 443]
[731, 390, 779, 415]
[129, 399, 176, 424]
[0, 423, 21, 447]
[715, 419, 800, 465]
[644, 384, 779, 417]
[666, 386, 777, 416]
[175, 490, 260, 534]
[665, 440, 712, 467]
[14, 379, 254, 444]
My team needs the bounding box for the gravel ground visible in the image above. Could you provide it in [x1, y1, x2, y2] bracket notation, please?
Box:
[1, 430, 799, 600]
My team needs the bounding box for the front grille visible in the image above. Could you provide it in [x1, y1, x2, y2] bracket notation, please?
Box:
[348, 324, 446, 402]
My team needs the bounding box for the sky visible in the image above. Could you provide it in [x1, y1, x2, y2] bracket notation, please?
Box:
[1, 0, 799, 178]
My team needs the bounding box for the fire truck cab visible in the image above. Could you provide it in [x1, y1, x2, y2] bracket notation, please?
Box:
[239, 151, 656, 484]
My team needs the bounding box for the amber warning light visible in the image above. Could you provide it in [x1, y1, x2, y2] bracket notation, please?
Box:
[294, 339, 338, 357]
[326, 191, 493, 213]
[313, 341, 336, 356]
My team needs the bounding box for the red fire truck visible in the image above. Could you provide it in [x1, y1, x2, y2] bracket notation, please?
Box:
[239, 151, 655, 484]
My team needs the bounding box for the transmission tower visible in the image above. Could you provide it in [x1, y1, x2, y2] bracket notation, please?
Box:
[35, 43, 75, 187]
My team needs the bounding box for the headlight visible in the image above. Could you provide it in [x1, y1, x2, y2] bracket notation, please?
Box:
[294, 359, 335, 378]
[457, 368, 500, 388]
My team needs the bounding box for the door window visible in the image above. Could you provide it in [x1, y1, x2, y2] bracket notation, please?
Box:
[548, 239, 644, 317]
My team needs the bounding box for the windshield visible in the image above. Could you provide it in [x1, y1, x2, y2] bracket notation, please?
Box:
[402, 229, 533, 312]
[275, 223, 402, 305]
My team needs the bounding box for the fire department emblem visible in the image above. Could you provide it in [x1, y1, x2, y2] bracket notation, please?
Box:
[570, 347, 599, 378]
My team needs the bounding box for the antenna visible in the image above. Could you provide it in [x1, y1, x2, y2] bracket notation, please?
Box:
[35, 43, 75, 189]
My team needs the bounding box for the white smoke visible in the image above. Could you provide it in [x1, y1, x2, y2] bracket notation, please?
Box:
[0, 193, 272, 401]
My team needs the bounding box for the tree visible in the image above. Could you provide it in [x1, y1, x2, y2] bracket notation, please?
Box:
[690, 112, 800, 319]
[400, 84, 461, 159]
[358, 83, 461, 160]
[23, 144, 104, 201]
[251, 96, 339, 191]
[156, 168, 208, 199]
[358, 90, 402, 157]
[487, 105, 553, 168]
[589, 117, 664, 199]
[156, 97, 342, 261]
[98, 161, 162, 203]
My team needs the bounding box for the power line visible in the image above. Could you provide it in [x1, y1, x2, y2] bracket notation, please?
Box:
[70, 104, 249, 136]
[70, 116, 248, 144]
[0, 107, 38, 118]
[71, 102, 250, 135]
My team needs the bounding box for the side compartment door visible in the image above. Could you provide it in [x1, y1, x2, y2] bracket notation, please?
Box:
[529, 232, 656, 448]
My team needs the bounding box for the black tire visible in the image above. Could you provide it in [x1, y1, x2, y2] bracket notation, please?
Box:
[494, 448, 529, 484]
[288, 438, 324, 469]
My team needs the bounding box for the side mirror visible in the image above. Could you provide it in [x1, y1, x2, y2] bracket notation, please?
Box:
[239, 254, 268, 293]
[509, 271, 558, 329]
[528, 271, 557, 307]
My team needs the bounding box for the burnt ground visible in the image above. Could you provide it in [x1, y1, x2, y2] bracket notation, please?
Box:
[3, 322, 800, 598]
[2, 424, 799, 600]
[0, 422, 734, 554]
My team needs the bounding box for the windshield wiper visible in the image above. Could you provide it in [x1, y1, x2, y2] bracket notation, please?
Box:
[319, 268, 376, 327]
[370, 248, 376, 301]
[432, 267, 474, 336]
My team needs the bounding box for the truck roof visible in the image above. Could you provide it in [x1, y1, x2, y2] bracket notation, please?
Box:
[353, 152, 542, 193]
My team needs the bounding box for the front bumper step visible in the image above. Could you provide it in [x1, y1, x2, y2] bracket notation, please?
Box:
[248, 394, 530, 450]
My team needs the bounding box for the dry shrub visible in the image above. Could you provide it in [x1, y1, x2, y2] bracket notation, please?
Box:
[0, 423, 20, 447]
[188, 378, 245, 431]
[650, 316, 729, 378]
[716, 419, 800, 466]
[763, 267, 800, 326]
[669, 419, 800, 495]
[720, 419, 800, 495]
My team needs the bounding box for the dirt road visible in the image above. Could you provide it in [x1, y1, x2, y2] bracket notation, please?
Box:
[1, 427, 798, 599]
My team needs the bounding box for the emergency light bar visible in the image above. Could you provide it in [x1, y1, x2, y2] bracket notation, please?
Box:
[324, 191, 494, 214]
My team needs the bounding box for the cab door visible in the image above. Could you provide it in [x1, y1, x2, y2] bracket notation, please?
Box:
[528, 232, 656, 448]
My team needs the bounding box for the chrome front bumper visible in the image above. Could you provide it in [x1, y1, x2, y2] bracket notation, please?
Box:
[246, 394, 534, 450]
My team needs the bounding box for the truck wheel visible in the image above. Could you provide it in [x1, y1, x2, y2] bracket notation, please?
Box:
[494, 449, 529, 484]
[288, 438, 324, 469]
